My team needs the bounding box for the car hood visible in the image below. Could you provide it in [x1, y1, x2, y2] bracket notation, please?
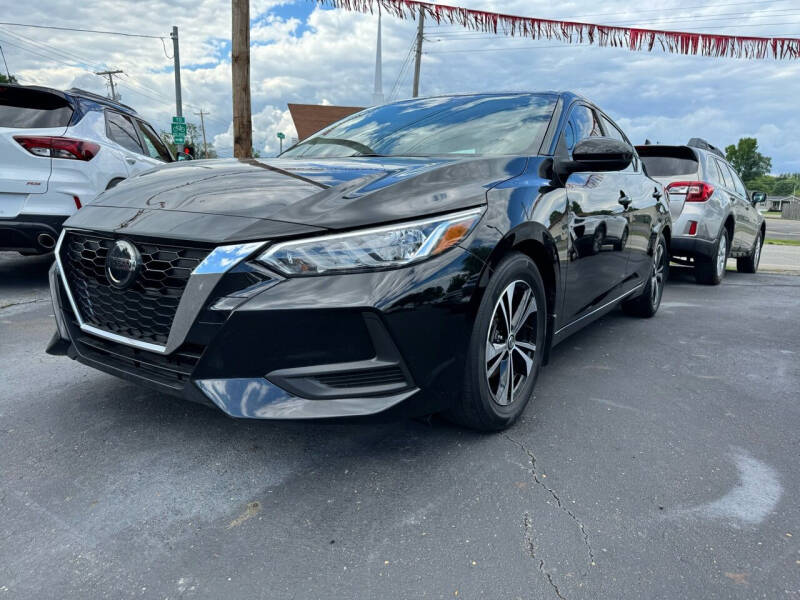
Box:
[65, 156, 526, 244]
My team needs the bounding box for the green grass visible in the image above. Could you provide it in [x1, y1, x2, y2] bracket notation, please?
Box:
[765, 238, 800, 247]
[763, 211, 783, 219]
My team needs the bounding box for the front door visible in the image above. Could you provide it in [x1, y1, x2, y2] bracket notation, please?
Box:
[558, 104, 629, 325]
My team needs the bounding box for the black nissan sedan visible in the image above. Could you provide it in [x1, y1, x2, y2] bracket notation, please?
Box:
[47, 92, 671, 431]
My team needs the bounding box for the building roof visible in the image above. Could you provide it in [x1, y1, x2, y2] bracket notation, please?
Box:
[288, 103, 364, 141]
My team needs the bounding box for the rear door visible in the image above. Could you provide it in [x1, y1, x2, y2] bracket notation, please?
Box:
[104, 110, 147, 176]
[722, 161, 756, 250]
[0, 86, 73, 217]
[712, 158, 750, 252]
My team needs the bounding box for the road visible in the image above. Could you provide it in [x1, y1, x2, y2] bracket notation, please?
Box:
[1, 251, 799, 600]
[765, 216, 800, 241]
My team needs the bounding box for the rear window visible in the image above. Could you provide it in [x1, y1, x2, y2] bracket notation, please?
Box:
[0, 86, 74, 128]
[637, 146, 699, 177]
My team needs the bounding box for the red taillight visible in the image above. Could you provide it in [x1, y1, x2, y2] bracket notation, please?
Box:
[14, 136, 99, 161]
[666, 181, 714, 202]
[73, 196, 82, 210]
[688, 221, 698, 236]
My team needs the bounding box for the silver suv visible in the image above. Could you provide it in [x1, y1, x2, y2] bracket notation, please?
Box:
[637, 139, 765, 284]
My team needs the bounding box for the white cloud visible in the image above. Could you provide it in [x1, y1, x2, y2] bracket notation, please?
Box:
[1, 0, 797, 170]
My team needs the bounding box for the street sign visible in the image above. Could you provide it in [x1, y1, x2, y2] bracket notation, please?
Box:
[171, 122, 187, 143]
[277, 132, 285, 140]
[172, 116, 186, 124]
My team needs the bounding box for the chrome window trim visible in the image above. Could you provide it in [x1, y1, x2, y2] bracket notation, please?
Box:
[54, 229, 265, 355]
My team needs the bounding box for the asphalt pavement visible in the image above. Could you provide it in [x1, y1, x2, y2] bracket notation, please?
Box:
[1, 251, 799, 600]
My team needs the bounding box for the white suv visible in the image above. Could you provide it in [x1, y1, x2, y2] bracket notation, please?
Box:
[0, 85, 174, 254]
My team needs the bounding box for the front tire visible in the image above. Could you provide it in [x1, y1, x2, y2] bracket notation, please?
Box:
[445, 252, 547, 432]
[695, 227, 729, 285]
[622, 234, 667, 318]
[737, 231, 762, 273]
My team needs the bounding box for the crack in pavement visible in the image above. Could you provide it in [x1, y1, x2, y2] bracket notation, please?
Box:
[506, 435, 596, 572]
[524, 512, 566, 600]
[0, 298, 47, 310]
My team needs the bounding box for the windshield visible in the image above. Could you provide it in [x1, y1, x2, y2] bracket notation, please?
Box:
[282, 94, 558, 159]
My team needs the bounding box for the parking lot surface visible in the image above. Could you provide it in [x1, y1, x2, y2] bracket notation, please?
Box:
[1, 251, 799, 600]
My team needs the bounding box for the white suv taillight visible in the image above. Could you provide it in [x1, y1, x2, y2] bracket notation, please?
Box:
[13, 136, 100, 161]
[666, 181, 714, 202]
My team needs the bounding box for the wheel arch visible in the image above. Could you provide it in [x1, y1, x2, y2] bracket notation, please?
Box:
[723, 213, 735, 242]
[479, 223, 560, 365]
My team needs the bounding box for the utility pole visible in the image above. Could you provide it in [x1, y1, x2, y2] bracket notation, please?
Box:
[412, 11, 425, 97]
[372, 8, 384, 105]
[95, 69, 123, 100]
[170, 26, 183, 156]
[232, 0, 252, 159]
[195, 109, 209, 158]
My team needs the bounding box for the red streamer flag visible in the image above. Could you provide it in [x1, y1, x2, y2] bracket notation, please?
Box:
[316, 0, 800, 60]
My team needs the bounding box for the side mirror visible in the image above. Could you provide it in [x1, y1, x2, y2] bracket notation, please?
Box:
[556, 137, 634, 179]
[751, 191, 766, 205]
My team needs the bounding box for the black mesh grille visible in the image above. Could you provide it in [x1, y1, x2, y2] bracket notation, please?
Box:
[74, 330, 205, 391]
[61, 231, 210, 345]
[313, 366, 407, 389]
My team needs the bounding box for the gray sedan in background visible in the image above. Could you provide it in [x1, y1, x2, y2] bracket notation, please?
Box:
[638, 139, 765, 284]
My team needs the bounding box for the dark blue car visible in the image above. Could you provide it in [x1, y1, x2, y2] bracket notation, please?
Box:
[47, 92, 671, 431]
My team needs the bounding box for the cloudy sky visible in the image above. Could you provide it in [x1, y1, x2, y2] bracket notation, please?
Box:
[2, 0, 799, 171]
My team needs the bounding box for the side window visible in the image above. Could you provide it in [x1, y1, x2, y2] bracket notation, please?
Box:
[136, 120, 173, 162]
[714, 159, 733, 189]
[106, 111, 143, 153]
[599, 114, 637, 172]
[725, 163, 747, 197]
[560, 105, 601, 155]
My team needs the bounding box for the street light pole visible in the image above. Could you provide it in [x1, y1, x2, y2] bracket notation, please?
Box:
[171, 26, 183, 156]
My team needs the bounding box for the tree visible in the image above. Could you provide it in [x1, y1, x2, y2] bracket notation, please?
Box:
[772, 178, 798, 196]
[725, 138, 771, 183]
[0, 73, 18, 84]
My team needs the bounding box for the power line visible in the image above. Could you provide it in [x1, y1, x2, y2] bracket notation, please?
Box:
[0, 21, 164, 39]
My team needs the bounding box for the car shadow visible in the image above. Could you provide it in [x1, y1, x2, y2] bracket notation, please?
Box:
[0, 251, 53, 299]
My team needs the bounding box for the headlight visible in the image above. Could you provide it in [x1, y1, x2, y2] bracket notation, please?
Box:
[258, 207, 484, 275]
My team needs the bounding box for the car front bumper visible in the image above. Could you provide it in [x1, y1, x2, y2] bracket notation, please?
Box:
[48, 242, 486, 420]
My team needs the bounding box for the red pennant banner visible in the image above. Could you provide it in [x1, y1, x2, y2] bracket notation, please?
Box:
[316, 0, 800, 60]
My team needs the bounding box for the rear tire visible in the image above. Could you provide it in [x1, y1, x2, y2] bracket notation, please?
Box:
[613, 227, 629, 252]
[445, 252, 547, 432]
[622, 234, 667, 318]
[737, 231, 762, 273]
[695, 228, 729, 285]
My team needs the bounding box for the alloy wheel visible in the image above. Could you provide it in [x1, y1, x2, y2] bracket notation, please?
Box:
[716, 234, 727, 278]
[650, 242, 666, 308]
[485, 280, 538, 406]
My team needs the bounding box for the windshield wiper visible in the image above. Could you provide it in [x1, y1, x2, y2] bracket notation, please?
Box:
[304, 137, 379, 156]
